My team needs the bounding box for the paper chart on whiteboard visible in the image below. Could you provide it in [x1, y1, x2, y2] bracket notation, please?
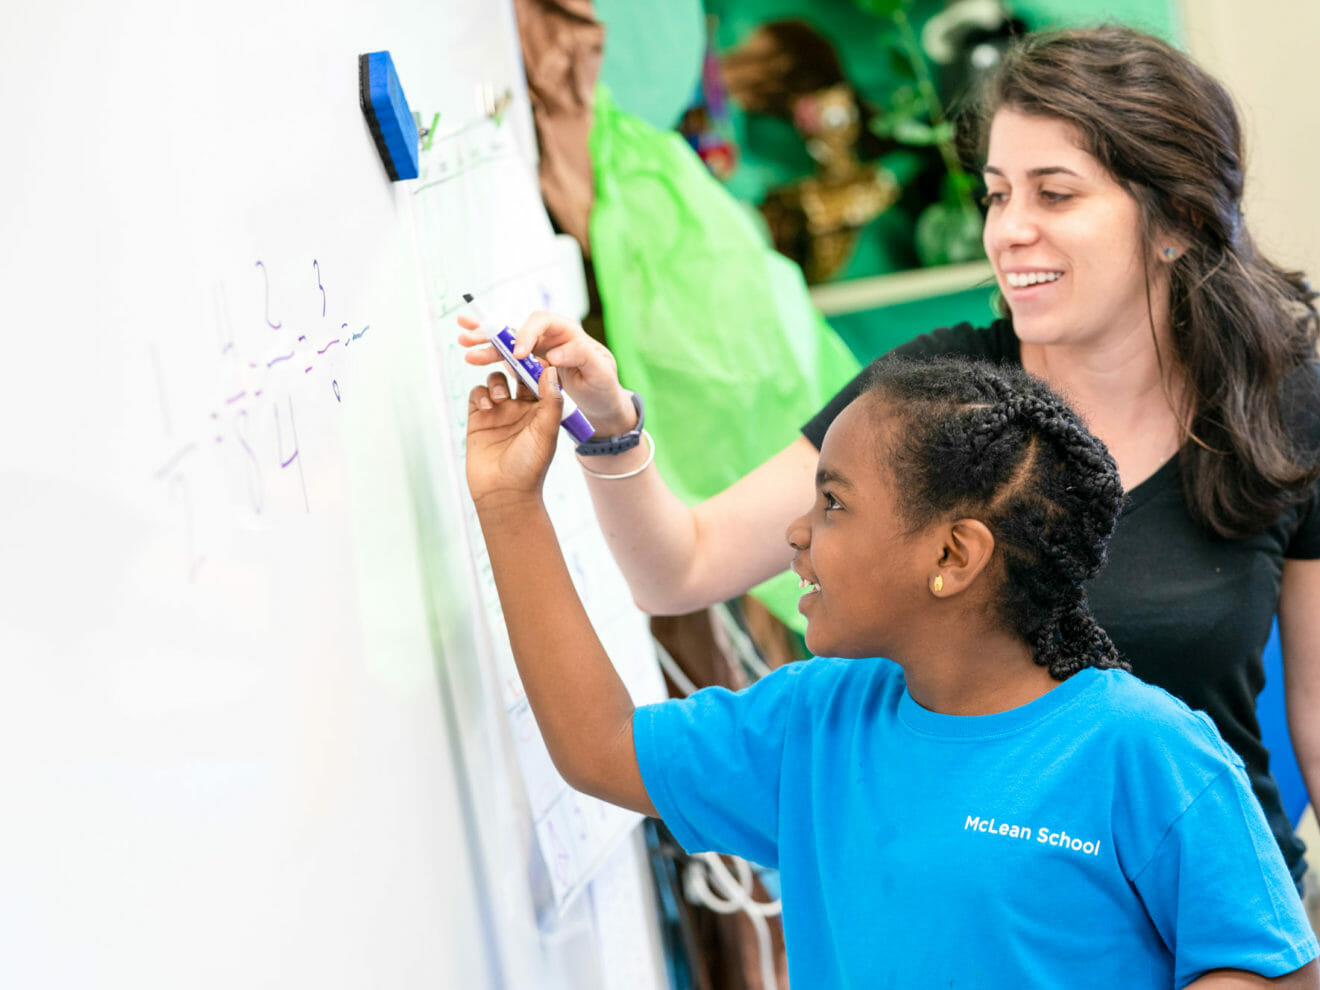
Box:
[411, 116, 668, 912]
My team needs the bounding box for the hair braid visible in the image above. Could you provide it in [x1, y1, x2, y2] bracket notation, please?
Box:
[992, 386, 1125, 677]
[1030, 592, 1122, 680]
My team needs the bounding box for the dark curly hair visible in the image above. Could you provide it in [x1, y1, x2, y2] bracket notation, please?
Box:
[958, 25, 1320, 537]
[863, 357, 1127, 680]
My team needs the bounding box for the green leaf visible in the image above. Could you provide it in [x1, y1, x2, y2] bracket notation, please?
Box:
[891, 119, 940, 145]
[869, 118, 897, 139]
[889, 87, 923, 116]
[914, 201, 986, 267]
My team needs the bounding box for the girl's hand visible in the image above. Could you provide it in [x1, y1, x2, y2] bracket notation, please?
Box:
[456, 310, 638, 436]
[465, 367, 563, 512]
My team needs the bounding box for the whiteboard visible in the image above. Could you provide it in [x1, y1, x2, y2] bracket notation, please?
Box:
[0, 2, 667, 988]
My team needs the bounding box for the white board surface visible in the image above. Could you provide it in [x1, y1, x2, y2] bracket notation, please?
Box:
[0, 3, 668, 987]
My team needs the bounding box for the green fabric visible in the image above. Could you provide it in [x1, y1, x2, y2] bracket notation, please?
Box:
[588, 85, 860, 633]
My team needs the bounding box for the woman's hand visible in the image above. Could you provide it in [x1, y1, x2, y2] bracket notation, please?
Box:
[457, 310, 638, 436]
[465, 367, 563, 513]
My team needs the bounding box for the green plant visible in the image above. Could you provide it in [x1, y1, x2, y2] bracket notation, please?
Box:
[852, 0, 984, 266]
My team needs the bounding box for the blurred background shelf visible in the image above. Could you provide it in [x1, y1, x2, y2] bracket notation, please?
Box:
[808, 259, 993, 315]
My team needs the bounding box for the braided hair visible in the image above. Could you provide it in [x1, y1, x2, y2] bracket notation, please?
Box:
[863, 357, 1127, 680]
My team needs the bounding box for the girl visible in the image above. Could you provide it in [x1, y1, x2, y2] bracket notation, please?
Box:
[464, 355, 1318, 987]
[457, 25, 1320, 888]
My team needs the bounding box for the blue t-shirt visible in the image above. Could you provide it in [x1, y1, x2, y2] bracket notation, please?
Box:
[634, 660, 1318, 989]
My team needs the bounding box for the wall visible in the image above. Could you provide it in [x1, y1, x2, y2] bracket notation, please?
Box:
[1181, 0, 1320, 282]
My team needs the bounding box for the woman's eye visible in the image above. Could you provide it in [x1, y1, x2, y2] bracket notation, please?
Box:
[980, 190, 1006, 207]
[1040, 190, 1072, 204]
[823, 492, 841, 511]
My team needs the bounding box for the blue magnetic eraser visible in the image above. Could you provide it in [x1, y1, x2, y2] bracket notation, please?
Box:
[358, 51, 419, 181]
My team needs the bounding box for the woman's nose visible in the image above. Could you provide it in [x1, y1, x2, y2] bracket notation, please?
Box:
[985, 199, 1039, 251]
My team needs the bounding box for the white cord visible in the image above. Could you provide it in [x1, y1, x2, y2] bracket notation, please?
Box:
[683, 853, 782, 990]
[652, 639, 700, 698]
[713, 602, 774, 681]
[685, 852, 782, 919]
[576, 429, 655, 480]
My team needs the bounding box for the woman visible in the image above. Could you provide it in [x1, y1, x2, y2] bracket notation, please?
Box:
[458, 25, 1320, 889]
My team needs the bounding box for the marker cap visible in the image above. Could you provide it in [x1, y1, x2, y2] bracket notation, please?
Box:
[560, 408, 595, 444]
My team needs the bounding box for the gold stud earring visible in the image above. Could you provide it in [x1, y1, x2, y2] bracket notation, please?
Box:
[932, 575, 944, 593]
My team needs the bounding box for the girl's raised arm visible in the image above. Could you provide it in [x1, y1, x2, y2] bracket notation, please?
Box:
[465, 369, 656, 815]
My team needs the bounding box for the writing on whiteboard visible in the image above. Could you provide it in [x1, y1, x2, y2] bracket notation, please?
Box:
[151, 257, 374, 578]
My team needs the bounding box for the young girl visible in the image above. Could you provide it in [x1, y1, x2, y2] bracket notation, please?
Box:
[464, 354, 1319, 988]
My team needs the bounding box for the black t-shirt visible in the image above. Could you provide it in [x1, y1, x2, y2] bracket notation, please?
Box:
[804, 320, 1320, 884]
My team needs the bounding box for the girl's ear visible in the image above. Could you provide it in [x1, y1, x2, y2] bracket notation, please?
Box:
[929, 520, 996, 597]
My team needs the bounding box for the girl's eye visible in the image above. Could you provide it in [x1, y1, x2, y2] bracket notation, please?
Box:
[1040, 190, 1072, 204]
[823, 491, 841, 511]
[980, 190, 1006, 207]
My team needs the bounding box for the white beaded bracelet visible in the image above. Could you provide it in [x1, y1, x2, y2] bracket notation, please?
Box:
[576, 429, 655, 480]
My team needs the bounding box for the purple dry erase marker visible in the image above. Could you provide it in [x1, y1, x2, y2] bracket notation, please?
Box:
[462, 294, 595, 443]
